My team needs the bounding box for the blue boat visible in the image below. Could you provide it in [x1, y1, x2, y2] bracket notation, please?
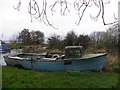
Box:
[4, 46, 107, 71]
[0, 44, 11, 53]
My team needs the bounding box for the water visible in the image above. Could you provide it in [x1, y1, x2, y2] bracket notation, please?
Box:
[0, 49, 22, 66]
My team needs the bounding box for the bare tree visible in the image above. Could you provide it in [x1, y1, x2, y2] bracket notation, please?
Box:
[13, 0, 118, 28]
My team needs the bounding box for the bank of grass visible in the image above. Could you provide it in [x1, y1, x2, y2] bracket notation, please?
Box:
[10, 44, 24, 49]
[2, 66, 118, 88]
[0, 66, 2, 90]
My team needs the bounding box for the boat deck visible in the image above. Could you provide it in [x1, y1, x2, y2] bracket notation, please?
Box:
[34, 53, 107, 62]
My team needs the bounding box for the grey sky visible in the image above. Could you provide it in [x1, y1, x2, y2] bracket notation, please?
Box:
[0, 0, 119, 40]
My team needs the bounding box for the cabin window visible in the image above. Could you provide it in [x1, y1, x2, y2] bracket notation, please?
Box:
[74, 50, 82, 56]
[65, 46, 83, 58]
[64, 60, 72, 65]
[67, 49, 82, 57]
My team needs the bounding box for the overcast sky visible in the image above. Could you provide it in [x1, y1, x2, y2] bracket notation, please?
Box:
[0, 0, 119, 40]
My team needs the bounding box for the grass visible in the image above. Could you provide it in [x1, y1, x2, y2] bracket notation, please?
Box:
[0, 66, 2, 90]
[2, 66, 118, 88]
[10, 44, 24, 49]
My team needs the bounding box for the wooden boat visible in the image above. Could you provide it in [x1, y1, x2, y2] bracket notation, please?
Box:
[4, 46, 107, 71]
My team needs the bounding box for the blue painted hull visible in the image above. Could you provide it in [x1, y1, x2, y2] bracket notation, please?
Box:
[32, 61, 65, 71]
[64, 55, 106, 71]
[4, 53, 107, 71]
[4, 58, 32, 69]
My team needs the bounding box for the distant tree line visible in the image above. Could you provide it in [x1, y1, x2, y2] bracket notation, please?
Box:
[47, 23, 118, 52]
[17, 28, 44, 45]
[47, 31, 90, 50]
[12, 23, 118, 52]
[90, 23, 118, 52]
[48, 24, 120, 52]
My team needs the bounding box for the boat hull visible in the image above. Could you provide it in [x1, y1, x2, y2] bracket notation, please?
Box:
[32, 61, 65, 71]
[4, 53, 107, 71]
[4, 57, 32, 69]
[64, 55, 106, 71]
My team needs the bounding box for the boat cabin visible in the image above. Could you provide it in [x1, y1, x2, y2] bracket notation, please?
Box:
[65, 46, 83, 58]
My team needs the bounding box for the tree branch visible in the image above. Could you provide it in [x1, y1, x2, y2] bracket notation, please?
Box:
[13, 0, 117, 28]
[13, 0, 21, 11]
[28, 0, 58, 29]
[101, 0, 117, 25]
[74, 0, 91, 25]
[50, 0, 70, 16]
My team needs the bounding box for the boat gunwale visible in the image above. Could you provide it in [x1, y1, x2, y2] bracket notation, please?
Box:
[64, 53, 107, 61]
[4, 53, 107, 62]
[4, 56, 31, 61]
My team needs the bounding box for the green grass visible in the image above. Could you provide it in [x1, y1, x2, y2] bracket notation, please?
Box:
[0, 66, 2, 90]
[2, 66, 118, 88]
[10, 44, 24, 49]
